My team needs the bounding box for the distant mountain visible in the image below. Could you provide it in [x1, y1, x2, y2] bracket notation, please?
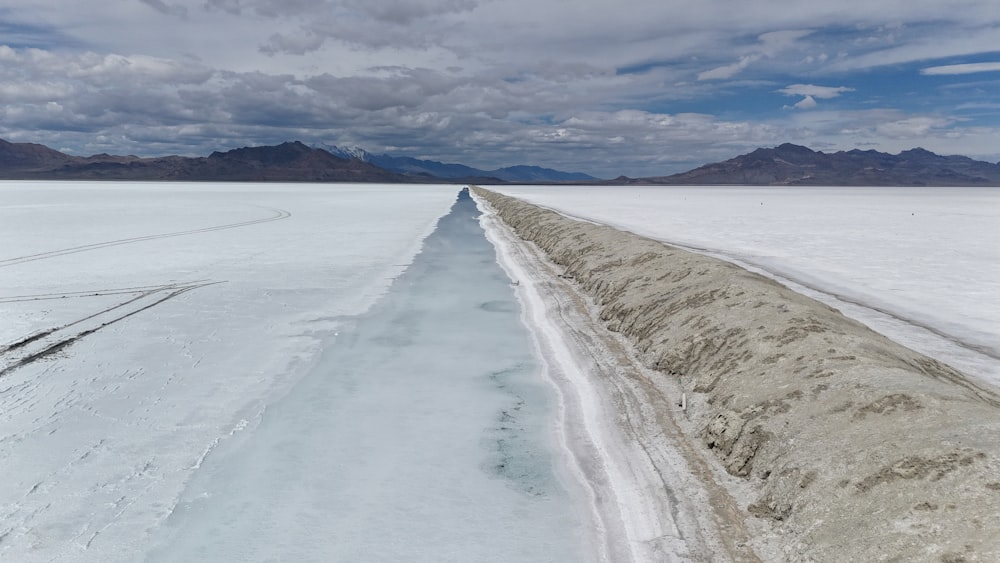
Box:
[622, 143, 1000, 186]
[190, 142, 406, 182]
[0, 140, 433, 182]
[317, 144, 597, 183]
[5, 138, 1000, 185]
[488, 164, 597, 183]
[0, 139, 78, 173]
[0, 138, 595, 183]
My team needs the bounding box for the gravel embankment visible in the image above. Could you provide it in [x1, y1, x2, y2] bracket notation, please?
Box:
[473, 186, 1000, 563]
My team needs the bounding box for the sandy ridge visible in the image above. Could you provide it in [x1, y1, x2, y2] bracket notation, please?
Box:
[472, 186, 1000, 563]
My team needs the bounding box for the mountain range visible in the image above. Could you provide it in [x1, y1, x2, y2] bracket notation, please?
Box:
[0, 139, 593, 184]
[3, 138, 1000, 185]
[319, 144, 596, 183]
[622, 143, 1000, 186]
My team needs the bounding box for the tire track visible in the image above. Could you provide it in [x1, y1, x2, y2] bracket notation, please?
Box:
[0, 282, 211, 304]
[0, 207, 290, 268]
[0, 282, 210, 354]
[0, 281, 222, 378]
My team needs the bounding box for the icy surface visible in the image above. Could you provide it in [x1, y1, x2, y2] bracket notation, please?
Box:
[491, 185, 1000, 386]
[0, 182, 464, 561]
[145, 189, 588, 562]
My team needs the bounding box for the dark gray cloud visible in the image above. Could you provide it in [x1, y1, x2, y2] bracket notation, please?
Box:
[203, 0, 328, 17]
[203, 0, 474, 23]
[345, 0, 477, 24]
[139, 0, 189, 18]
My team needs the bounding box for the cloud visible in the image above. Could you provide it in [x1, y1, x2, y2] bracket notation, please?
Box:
[203, 0, 475, 23]
[204, 0, 328, 17]
[758, 29, 813, 54]
[139, 0, 188, 17]
[345, 0, 478, 25]
[780, 84, 853, 110]
[921, 62, 1000, 75]
[7, 1, 1000, 176]
[698, 55, 761, 81]
[697, 29, 810, 81]
[824, 25, 1000, 72]
[874, 115, 952, 138]
[791, 95, 818, 110]
[260, 29, 326, 55]
[779, 84, 855, 99]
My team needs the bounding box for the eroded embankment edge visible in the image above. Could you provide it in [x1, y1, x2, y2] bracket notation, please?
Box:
[472, 185, 1000, 563]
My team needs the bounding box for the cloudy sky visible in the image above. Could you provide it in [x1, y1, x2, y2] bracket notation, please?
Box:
[3, 0, 1000, 177]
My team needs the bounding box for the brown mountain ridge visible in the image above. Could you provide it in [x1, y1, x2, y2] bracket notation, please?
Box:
[0, 139, 435, 183]
[4, 138, 1000, 185]
[618, 143, 1000, 186]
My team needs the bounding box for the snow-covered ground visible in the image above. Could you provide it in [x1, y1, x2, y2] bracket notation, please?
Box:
[490, 185, 1000, 387]
[0, 182, 468, 561]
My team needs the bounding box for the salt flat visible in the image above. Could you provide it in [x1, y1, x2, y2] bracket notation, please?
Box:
[476, 186, 1000, 562]
[0, 182, 460, 561]
[144, 188, 591, 562]
[6, 180, 996, 562]
[491, 185, 1000, 385]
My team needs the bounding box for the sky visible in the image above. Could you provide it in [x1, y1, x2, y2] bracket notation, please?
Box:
[2, 1, 1000, 177]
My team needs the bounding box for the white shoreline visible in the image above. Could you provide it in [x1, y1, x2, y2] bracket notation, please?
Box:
[476, 194, 627, 562]
[475, 192, 732, 562]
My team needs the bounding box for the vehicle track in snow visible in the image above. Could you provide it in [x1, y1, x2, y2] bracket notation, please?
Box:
[0, 206, 290, 268]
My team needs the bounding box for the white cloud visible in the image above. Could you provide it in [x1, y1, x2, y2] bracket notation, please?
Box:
[758, 29, 813, 54]
[780, 84, 853, 110]
[698, 55, 761, 81]
[875, 116, 952, 138]
[792, 95, 818, 110]
[802, 53, 829, 64]
[696, 29, 811, 81]
[921, 62, 1000, 75]
[0, 82, 73, 102]
[779, 84, 855, 99]
[825, 26, 1000, 72]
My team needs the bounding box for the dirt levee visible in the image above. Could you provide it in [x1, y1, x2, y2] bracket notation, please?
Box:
[473, 186, 1000, 562]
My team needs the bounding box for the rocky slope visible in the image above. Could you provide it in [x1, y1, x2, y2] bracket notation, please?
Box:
[473, 186, 1000, 562]
[0, 139, 78, 173]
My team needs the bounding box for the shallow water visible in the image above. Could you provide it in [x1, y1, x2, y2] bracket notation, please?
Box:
[146, 189, 587, 562]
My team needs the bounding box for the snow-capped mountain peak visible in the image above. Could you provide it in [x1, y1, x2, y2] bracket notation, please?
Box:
[313, 143, 373, 161]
